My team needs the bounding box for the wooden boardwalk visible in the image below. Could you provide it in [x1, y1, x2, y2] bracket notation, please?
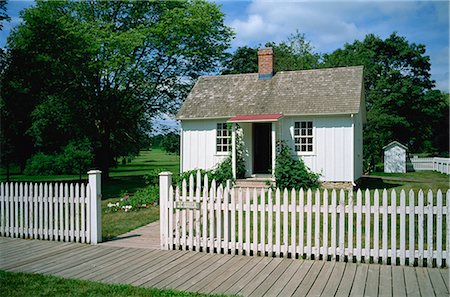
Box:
[0, 237, 448, 297]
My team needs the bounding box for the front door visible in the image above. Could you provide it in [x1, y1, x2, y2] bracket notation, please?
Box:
[253, 123, 272, 174]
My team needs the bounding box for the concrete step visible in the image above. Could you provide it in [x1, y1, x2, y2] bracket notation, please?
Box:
[235, 179, 273, 189]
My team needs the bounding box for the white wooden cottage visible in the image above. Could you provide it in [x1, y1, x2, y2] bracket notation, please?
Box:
[383, 141, 408, 173]
[177, 48, 365, 183]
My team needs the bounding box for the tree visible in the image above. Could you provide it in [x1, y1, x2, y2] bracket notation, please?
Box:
[160, 132, 180, 155]
[1, 0, 233, 178]
[223, 32, 320, 74]
[323, 33, 448, 170]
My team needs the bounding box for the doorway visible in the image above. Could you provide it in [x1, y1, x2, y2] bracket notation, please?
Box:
[253, 123, 272, 174]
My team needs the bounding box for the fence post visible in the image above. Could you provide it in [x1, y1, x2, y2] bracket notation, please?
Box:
[88, 170, 102, 244]
[159, 172, 172, 250]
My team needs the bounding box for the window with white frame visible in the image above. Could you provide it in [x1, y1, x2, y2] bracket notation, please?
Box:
[294, 121, 313, 152]
[216, 123, 231, 153]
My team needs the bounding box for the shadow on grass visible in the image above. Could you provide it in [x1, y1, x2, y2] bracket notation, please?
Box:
[358, 176, 402, 190]
[103, 176, 147, 199]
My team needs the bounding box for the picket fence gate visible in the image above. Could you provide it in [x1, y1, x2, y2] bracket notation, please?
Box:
[0, 170, 102, 244]
[159, 171, 449, 268]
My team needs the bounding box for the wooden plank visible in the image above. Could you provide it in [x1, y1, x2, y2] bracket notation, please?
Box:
[391, 190, 397, 266]
[106, 250, 187, 284]
[314, 190, 320, 260]
[292, 261, 324, 297]
[0, 183, 4, 236]
[195, 171, 201, 251]
[224, 257, 274, 295]
[306, 189, 313, 259]
[403, 266, 420, 297]
[409, 190, 415, 266]
[299, 188, 305, 257]
[418, 190, 424, 266]
[428, 268, 448, 297]
[321, 262, 346, 297]
[248, 258, 292, 297]
[364, 264, 380, 297]
[19, 183, 23, 238]
[141, 252, 210, 287]
[436, 190, 443, 267]
[230, 187, 236, 255]
[382, 189, 388, 264]
[223, 185, 229, 253]
[182, 179, 187, 251]
[263, 259, 304, 297]
[175, 253, 235, 291]
[260, 188, 266, 256]
[253, 188, 259, 255]
[415, 267, 434, 297]
[268, 189, 273, 255]
[238, 257, 283, 296]
[130, 251, 197, 286]
[330, 189, 337, 260]
[339, 190, 345, 261]
[216, 184, 222, 253]
[275, 188, 281, 257]
[238, 188, 243, 255]
[399, 190, 406, 266]
[356, 190, 362, 263]
[427, 190, 433, 267]
[349, 264, 368, 297]
[283, 188, 288, 257]
[348, 191, 354, 262]
[198, 255, 254, 294]
[291, 188, 297, 256]
[245, 188, 251, 255]
[439, 269, 449, 290]
[391, 266, 406, 297]
[188, 174, 194, 251]
[202, 182, 208, 251]
[378, 265, 392, 297]
[334, 263, 357, 297]
[365, 189, 371, 262]
[372, 190, 379, 264]
[186, 255, 245, 292]
[167, 254, 224, 290]
[305, 261, 334, 297]
[14, 183, 19, 238]
[278, 260, 314, 297]
[211, 257, 264, 294]
[322, 189, 329, 261]
[88, 249, 158, 282]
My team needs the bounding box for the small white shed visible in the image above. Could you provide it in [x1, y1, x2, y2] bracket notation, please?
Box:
[383, 141, 408, 173]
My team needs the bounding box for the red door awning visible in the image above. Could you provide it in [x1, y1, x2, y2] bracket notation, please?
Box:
[227, 114, 283, 123]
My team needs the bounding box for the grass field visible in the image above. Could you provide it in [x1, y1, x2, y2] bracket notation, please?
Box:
[0, 148, 180, 241]
[0, 270, 231, 297]
[364, 171, 449, 192]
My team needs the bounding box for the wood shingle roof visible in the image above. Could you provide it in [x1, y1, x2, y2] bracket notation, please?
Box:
[177, 66, 364, 120]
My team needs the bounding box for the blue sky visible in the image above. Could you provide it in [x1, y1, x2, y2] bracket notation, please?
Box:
[1, 0, 448, 93]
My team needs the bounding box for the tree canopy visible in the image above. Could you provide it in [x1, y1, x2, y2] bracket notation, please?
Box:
[1, 0, 233, 178]
[323, 33, 449, 169]
[223, 32, 320, 74]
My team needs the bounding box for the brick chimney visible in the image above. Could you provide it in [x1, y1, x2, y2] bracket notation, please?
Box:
[258, 47, 274, 80]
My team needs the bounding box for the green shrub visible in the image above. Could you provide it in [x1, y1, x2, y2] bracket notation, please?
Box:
[160, 132, 180, 155]
[274, 141, 320, 190]
[143, 169, 164, 186]
[106, 186, 159, 212]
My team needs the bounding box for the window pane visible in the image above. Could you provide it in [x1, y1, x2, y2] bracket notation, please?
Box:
[295, 138, 300, 144]
[301, 129, 306, 136]
[295, 122, 300, 128]
[301, 138, 306, 144]
[301, 122, 306, 128]
[217, 146, 222, 152]
[301, 145, 306, 151]
[308, 138, 313, 144]
[307, 121, 312, 128]
[307, 145, 313, 152]
[294, 129, 299, 136]
[295, 145, 300, 151]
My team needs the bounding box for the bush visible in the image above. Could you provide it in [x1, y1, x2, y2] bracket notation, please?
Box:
[106, 186, 159, 212]
[274, 141, 320, 190]
[143, 169, 164, 186]
[24, 140, 93, 176]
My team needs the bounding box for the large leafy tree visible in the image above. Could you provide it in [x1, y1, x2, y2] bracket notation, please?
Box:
[1, 0, 233, 178]
[223, 32, 320, 74]
[323, 33, 448, 170]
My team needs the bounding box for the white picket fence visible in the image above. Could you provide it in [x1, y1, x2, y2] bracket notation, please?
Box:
[0, 170, 102, 244]
[409, 157, 450, 174]
[160, 171, 449, 267]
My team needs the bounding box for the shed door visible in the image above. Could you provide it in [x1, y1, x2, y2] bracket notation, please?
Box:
[253, 123, 272, 174]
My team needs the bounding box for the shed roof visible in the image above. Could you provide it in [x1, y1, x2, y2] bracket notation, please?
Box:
[177, 66, 364, 120]
[383, 141, 408, 151]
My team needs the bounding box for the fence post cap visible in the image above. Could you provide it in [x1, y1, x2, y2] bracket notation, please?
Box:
[159, 171, 173, 176]
[87, 170, 102, 175]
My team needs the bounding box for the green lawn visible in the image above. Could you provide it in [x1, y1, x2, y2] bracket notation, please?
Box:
[0, 148, 180, 241]
[0, 270, 232, 297]
[363, 171, 449, 192]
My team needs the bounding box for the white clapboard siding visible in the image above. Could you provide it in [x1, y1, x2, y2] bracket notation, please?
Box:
[1, 171, 101, 244]
[161, 171, 449, 268]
